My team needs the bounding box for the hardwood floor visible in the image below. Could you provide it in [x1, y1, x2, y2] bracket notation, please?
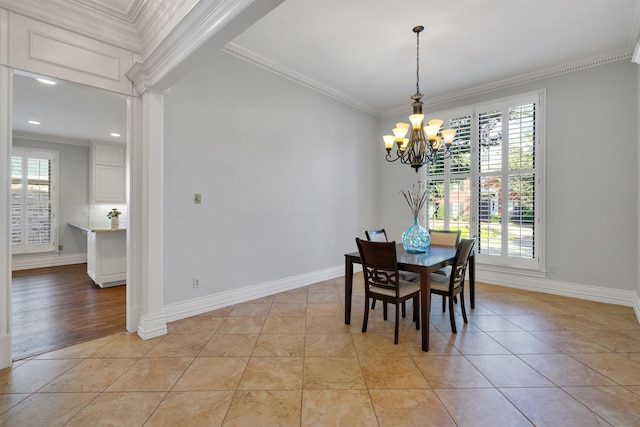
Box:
[11, 263, 126, 360]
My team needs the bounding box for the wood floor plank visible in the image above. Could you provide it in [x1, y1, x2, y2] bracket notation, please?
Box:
[11, 263, 126, 360]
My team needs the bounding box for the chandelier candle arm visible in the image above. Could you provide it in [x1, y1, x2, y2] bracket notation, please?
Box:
[383, 25, 457, 172]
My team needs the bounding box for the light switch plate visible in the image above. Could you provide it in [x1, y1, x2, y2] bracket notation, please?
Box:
[194, 193, 201, 204]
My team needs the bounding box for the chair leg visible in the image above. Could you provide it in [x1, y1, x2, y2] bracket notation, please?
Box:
[383, 303, 388, 321]
[448, 295, 457, 334]
[394, 303, 400, 344]
[442, 295, 446, 312]
[460, 290, 468, 324]
[402, 301, 406, 318]
[371, 300, 376, 309]
[362, 297, 370, 333]
[413, 296, 420, 330]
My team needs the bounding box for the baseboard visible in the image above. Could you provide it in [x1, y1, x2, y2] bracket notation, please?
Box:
[477, 266, 635, 307]
[20, 256, 632, 329]
[164, 263, 639, 326]
[11, 253, 87, 271]
[163, 266, 343, 322]
[0, 335, 11, 369]
[137, 312, 168, 340]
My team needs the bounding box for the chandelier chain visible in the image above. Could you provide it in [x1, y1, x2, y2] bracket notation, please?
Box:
[415, 29, 420, 95]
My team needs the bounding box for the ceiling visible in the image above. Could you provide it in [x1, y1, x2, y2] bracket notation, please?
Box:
[13, 71, 128, 144]
[9, 0, 640, 142]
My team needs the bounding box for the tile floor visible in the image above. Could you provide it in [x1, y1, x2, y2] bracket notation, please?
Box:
[1, 275, 640, 426]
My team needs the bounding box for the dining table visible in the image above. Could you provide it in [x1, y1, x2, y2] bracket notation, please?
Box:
[344, 243, 475, 351]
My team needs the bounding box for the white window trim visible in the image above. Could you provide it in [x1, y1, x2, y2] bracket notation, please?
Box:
[11, 146, 58, 254]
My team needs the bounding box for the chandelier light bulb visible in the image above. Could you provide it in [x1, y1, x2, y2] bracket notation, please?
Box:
[383, 135, 395, 151]
[409, 114, 424, 129]
[441, 128, 456, 145]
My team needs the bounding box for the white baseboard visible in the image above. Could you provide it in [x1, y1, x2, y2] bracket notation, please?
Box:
[163, 266, 343, 323]
[16, 256, 636, 328]
[0, 335, 12, 369]
[164, 263, 640, 326]
[12, 253, 87, 271]
[477, 266, 635, 307]
[137, 312, 168, 340]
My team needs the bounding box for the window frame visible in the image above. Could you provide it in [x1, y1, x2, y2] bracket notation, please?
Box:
[11, 147, 58, 254]
[424, 90, 545, 271]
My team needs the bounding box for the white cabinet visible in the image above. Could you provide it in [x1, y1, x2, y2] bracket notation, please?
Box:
[92, 143, 125, 203]
[87, 229, 126, 288]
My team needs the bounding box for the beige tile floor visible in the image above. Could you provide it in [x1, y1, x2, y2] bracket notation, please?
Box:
[1, 275, 640, 426]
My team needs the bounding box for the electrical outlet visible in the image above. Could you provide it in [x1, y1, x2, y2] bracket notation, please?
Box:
[58, 245, 63, 252]
[194, 193, 201, 204]
[193, 278, 200, 288]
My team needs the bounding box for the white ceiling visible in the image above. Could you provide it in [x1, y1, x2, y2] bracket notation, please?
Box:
[12, 71, 128, 144]
[9, 0, 640, 141]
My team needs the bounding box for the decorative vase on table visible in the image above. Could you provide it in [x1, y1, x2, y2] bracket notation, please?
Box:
[111, 217, 119, 229]
[402, 215, 430, 253]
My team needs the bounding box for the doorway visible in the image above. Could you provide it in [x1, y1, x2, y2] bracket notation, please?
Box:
[10, 71, 129, 360]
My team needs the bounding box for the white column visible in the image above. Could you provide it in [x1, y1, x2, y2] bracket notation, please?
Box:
[0, 19, 13, 366]
[636, 61, 640, 321]
[126, 95, 141, 332]
[133, 89, 167, 339]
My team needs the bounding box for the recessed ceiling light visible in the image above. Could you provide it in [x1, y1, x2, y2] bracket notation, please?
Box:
[36, 78, 56, 85]
[27, 120, 41, 125]
[110, 133, 121, 137]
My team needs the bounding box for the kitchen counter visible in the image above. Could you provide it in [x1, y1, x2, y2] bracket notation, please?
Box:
[69, 222, 126, 288]
[69, 222, 127, 233]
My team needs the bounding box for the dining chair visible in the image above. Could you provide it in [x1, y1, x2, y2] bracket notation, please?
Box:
[429, 229, 461, 276]
[429, 236, 476, 333]
[365, 229, 419, 318]
[355, 237, 421, 344]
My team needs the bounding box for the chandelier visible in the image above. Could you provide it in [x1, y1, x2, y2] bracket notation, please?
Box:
[383, 26, 456, 172]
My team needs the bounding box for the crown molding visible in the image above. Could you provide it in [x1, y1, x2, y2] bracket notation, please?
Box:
[70, 0, 143, 24]
[632, 42, 640, 64]
[127, 0, 286, 94]
[381, 48, 634, 117]
[222, 42, 381, 116]
[223, 39, 633, 118]
[127, 0, 254, 93]
[0, 0, 143, 52]
[136, 0, 198, 59]
[0, 0, 197, 55]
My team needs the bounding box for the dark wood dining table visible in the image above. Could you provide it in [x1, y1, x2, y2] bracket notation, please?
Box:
[344, 243, 476, 351]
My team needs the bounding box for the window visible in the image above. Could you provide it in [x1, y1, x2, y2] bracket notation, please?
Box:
[11, 148, 58, 254]
[427, 111, 473, 235]
[426, 91, 543, 270]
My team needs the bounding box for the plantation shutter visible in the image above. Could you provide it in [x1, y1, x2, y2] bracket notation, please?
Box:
[11, 148, 57, 254]
[477, 94, 538, 269]
[426, 111, 472, 232]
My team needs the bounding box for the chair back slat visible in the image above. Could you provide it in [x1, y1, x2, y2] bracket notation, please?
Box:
[429, 229, 461, 247]
[365, 229, 388, 243]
